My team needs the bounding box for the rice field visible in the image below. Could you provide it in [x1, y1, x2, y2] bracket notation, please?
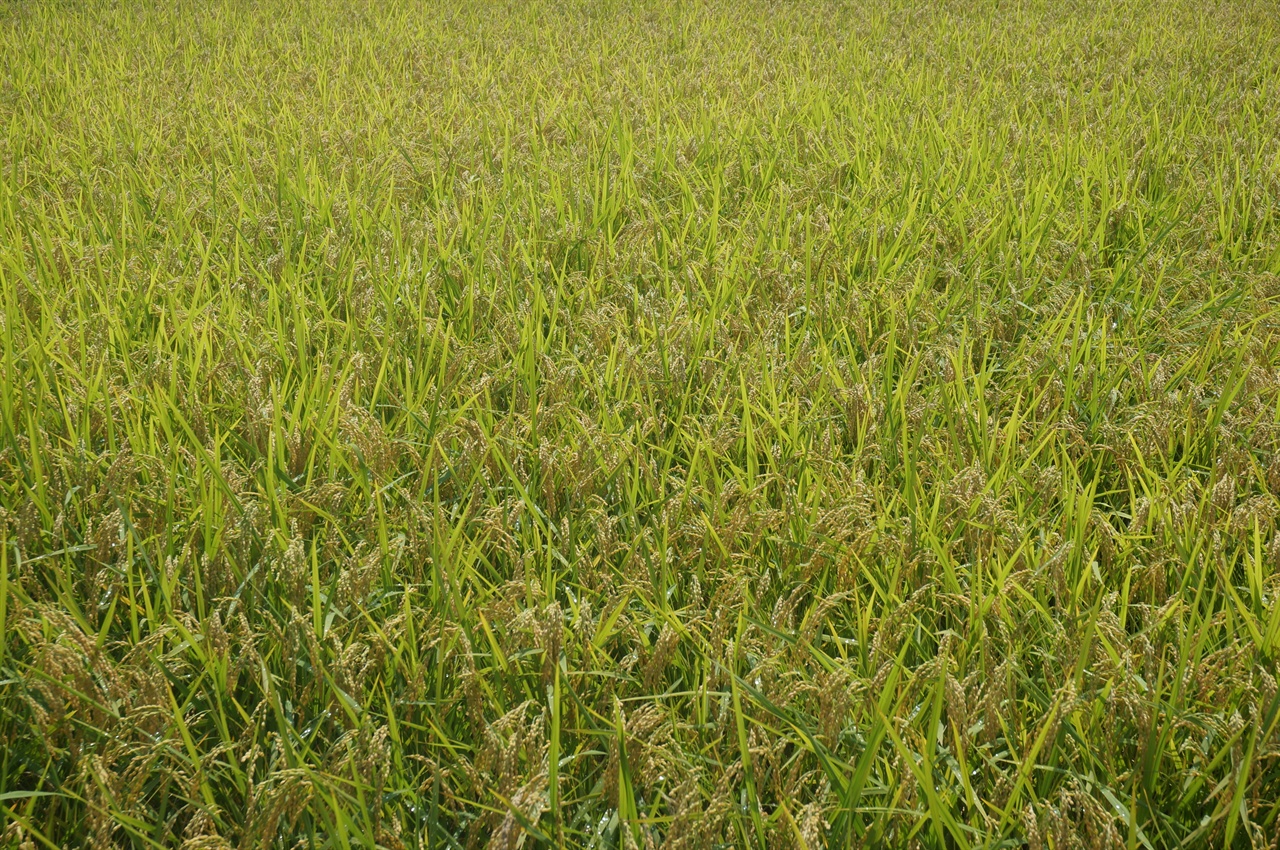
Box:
[2, 0, 1280, 846]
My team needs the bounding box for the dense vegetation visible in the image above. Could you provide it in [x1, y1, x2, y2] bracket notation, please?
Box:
[3, 0, 1280, 846]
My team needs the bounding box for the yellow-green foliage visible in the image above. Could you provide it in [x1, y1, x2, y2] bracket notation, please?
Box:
[3, 0, 1280, 846]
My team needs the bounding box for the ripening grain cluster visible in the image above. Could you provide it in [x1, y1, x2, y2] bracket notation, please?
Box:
[2, 0, 1280, 847]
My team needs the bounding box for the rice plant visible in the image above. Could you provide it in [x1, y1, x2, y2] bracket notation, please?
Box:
[2, 0, 1279, 846]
